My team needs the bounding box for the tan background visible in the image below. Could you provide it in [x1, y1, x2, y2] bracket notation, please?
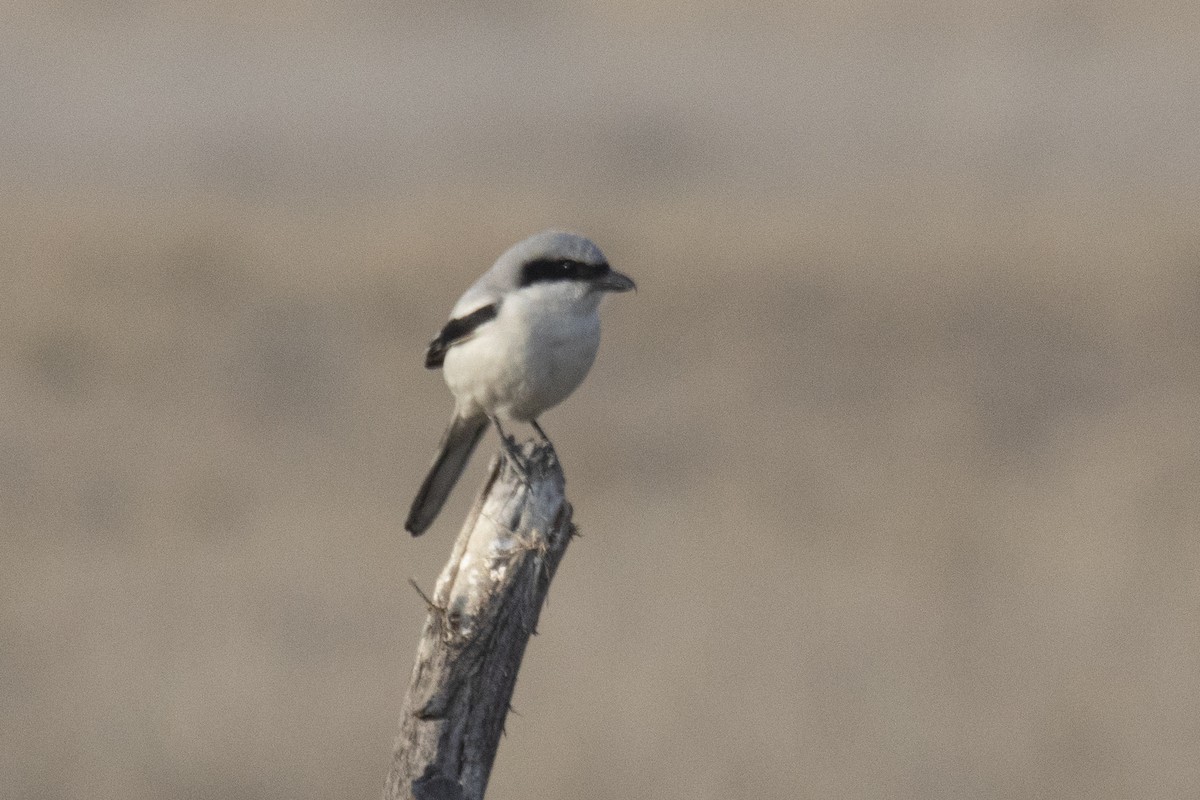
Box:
[4, 3, 1199, 798]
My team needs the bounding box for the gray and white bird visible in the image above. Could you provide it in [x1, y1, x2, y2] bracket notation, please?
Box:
[405, 230, 635, 535]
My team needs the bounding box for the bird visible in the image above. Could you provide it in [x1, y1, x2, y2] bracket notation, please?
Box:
[405, 230, 635, 535]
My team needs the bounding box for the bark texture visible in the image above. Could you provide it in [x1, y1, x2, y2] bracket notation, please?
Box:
[385, 443, 574, 800]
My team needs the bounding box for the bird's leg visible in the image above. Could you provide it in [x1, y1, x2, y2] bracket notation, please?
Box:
[488, 413, 522, 453]
[530, 419, 557, 455]
[488, 413, 530, 479]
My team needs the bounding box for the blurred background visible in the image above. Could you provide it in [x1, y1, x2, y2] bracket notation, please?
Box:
[4, 2, 1199, 798]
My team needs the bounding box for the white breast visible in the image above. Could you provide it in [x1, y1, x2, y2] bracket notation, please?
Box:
[442, 282, 603, 422]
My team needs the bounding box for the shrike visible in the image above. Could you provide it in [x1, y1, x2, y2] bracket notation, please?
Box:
[405, 230, 635, 535]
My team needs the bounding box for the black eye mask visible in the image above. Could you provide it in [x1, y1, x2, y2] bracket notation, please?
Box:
[518, 258, 611, 287]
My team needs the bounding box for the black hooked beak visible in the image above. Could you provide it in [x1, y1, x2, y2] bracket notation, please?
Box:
[594, 268, 636, 293]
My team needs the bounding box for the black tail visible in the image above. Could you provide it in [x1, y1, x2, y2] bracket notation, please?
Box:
[405, 413, 489, 535]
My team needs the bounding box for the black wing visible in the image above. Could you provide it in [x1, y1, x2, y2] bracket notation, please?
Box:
[424, 303, 499, 369]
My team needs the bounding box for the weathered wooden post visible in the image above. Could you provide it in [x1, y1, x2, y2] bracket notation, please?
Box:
[385, 442, 575, 800]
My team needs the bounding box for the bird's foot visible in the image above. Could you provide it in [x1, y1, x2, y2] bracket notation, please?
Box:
[530, 419, 558, 457]
[499, 433, 532, 477]
[490, 415, 532, 481]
